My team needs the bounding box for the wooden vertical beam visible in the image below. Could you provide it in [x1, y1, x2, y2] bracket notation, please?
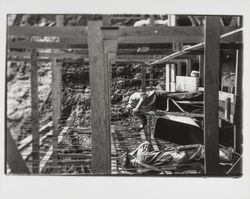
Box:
[149, 65, 154, 89]
[204, 16, 221, 175]
[88, 21, 117, 174]
[102, 15, 111, 26]
[186, 59, 192, 76]
[168, 14, 176, 26]
[199, 55, 204, 87]
[169, 14, 177, 91]
[104, 35, 118, 173]
[149, 15, 155, 27]
[165, 64, 171, 91]
[141, 64, 146, 91]
[177, 61, 182, 76]
[170, 64, 176, 91]
[88, 21, 105, 174]
[234, 49, 243, 153]
[6, 129, 30, 174]
[52, 15, 63, 170]
[30, 48, 39, 174]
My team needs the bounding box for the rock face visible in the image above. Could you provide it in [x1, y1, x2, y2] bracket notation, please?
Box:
[7, 61, 52, 141]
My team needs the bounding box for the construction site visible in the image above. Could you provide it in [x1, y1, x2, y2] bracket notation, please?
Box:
[5, 14, 243, 176]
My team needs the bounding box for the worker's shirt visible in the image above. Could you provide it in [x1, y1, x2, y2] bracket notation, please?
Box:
[127, 91, 156, 112]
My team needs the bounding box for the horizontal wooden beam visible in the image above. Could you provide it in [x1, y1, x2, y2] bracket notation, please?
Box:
[119, 35, 200, 44]
[117, 48, 174, 55]
[7, 51, 199, 62]
[8, 26, 88, 37]
[8, 26, 240, 47]
[119, 26, 236, 38]
[8, 51, 88, 58]
[8, 41, 88, 49]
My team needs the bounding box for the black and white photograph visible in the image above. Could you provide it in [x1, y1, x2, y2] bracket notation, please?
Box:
[1, 0, 250, 198]
[5, 13, 243, 176]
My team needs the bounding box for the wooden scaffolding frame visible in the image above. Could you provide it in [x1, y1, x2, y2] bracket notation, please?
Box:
[6, 14, 242, 175]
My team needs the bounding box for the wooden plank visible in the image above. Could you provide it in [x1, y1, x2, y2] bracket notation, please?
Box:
[88, 21, 112, 174]
[176, 62, 182, 75]
[119, 26, 204, 39]
[199, 55, 204, 87]
[39, 52, 88, 58]
[8, 51, 30, 57]
[8, 40, 88, 49]
[6, 129, 30, 174]
[117, 48, 174, 55]
[165, 64, 171, 92]
[104, 38, 118, 174]
[51, 15, 63, 171]
[119, 35, 202, 44]
[168, 14, 176, 26]
[30, 48, 39, 173]
[58, 154, 92, 159]
[224, 98, 231, 120]
[204, 16, 221, 175]
[170, 64, 176, 91]
[7, 57, 51, 63]
[149, 15, 155, 27]
[141, 63, 146, 91]
[8, 52, 193, 61]
[186, 59, 192, 76]
[119, 26, 238, 43]
[8, 26, 240, 46]
[102, 15, 111, 26]
[8, 26, 88, 37]
[234, 49, 243, 153]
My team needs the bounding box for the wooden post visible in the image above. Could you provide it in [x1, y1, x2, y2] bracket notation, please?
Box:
[6, 129, 30, 174]
[168, 14, 176, 26]
[149, 65, 153, 89]
[234, 49, 243, 153]
[169, 14, 177, 92]
[170, 63, 176, 91]
[141, 63, 146, 91]
[204, 16, 221, 175]
[186, 59, 192, 76]
[165, 64, 171, 91]
[102, 15, 111, 26]
[88, 21, 118, 174]
[149, 15, 155, 27]
[30, 48, 39, 174]
[177, 61, 182, 76]
[199, 55, 204, 87]
[104, 35, 118, 173]
[52, 15, 63, 170]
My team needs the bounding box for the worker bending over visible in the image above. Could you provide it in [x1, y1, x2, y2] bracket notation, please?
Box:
[126, 90, 203, 128]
